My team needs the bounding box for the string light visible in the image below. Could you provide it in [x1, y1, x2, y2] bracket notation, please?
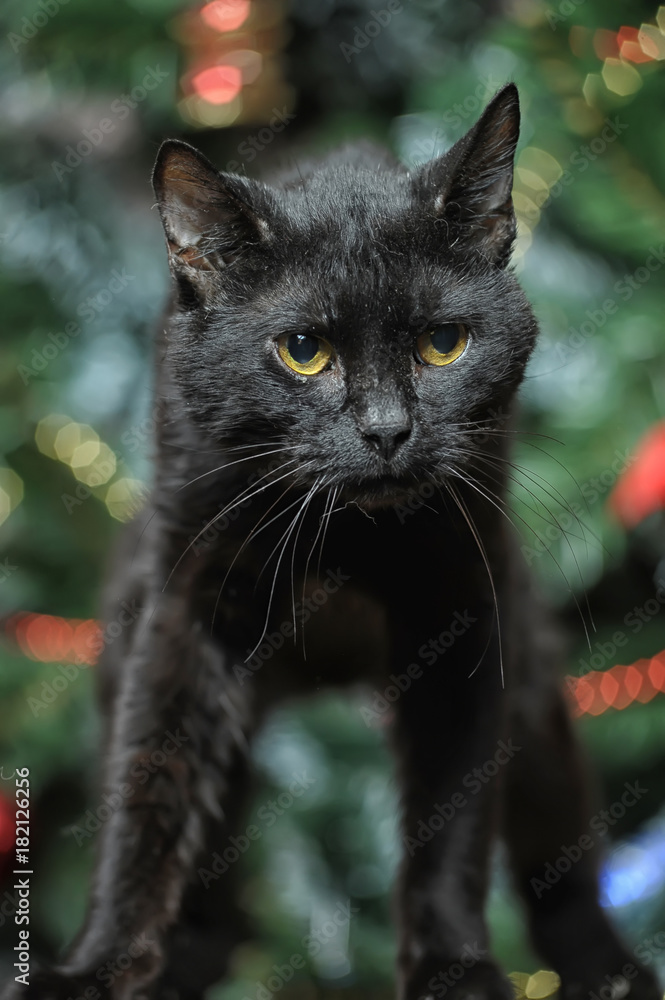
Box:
[174, 1, 293, 128]
[6, 610, 665, 724]
[567, 653, 665, 718]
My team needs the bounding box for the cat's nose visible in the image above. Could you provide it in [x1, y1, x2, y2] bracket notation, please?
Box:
[361, 419, 412, 461]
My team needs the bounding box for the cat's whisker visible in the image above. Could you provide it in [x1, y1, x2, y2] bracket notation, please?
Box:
[161, 460, 301, 593]
[316, 484, 340, 580]
[442, 462, 593, 652]
[290, 481, 321, 641]
[454, 448, 593, 549]
[174, 446, 298, 494]
[247, 480, 321, 663]
[301, 485, 334, 660]
[442, 478, 504, 687]
[460, 445, 595, 537]
[210, 484, 308, 635]
[451, 440, 607, 577]
[455, 445, 605, 635]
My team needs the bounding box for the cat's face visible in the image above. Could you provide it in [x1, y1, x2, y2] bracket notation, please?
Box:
[154, 84, 537, 505]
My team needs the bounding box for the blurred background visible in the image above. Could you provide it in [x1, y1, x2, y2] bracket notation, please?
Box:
[1, 0, 665, 995]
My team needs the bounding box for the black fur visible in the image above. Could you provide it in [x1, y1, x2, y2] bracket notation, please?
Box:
[4, 84, 660, 1000]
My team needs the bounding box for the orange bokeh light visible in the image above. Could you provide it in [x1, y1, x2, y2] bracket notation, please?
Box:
[5, 611, 665, 723]
[12, 612, 101, 665]
[200, 0, 250, 33]
[568, 650, 665, 718]
[191, 65, 243, 104]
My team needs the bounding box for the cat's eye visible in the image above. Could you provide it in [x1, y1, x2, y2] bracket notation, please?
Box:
[416, 323, 469, 367]
[277, 333, 333, 376]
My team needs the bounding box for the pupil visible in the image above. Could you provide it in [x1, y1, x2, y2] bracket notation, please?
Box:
[288, 334, 319, 364]
[431, 324, 460, 355]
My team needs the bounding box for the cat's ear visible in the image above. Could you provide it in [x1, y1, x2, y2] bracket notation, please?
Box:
[417, 83, 520, 267]
[152, 139, 269, 287]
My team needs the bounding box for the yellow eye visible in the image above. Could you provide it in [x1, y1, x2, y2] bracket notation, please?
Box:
[277, 333, 333, 375]
[416, 323, 468, 366]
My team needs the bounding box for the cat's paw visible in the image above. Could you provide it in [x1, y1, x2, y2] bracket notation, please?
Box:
[407, 956, 514, 1000]
[0, 969, 146, 1000]
[0, 969, 92, 1000]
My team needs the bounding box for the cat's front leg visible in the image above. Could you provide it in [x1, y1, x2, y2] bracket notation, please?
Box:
[3, 593, 250, 1000]
[392, 614, 512, 1000]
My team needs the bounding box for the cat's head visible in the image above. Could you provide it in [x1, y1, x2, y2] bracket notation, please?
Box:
[153, 84, 537, 505]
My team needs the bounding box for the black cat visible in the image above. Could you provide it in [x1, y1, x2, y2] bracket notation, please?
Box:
[7, 84, 661, 1000]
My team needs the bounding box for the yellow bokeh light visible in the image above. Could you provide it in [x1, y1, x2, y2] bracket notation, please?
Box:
[70, 440, 101, 468]
[525, 970, 561, 999]
[515, 167, 550, 198]
[601, 58, 642, 97]
[104, 478, 145, 521]
[73, 443, 117, 486]
[512, 219, 533, 267]
[0, 468, 24, 526]
[517, 147, 562, 187]
[657, 6, 665, 32]
[177, 94, 242, 128]
[53, 422, 82, 461]
[54, 423, 99, 464]
[639, 24, 665, 60]
[563, 97, 604, 135]
[513, 190, 541, 228]
[35, 413, 72, 459]
[582, 72, 604, 107]
[509, 972, 529, 1000]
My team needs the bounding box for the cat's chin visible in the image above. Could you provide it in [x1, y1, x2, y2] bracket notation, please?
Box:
[345, 478, 426, 511]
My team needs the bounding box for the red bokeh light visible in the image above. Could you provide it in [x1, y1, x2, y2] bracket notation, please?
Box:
[609, 422, 665, 527]
[191, 65, 243, 104]
[0, 795, 15, 855]
[617, 25, 654, 63]
[200, 0, 250, 33]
